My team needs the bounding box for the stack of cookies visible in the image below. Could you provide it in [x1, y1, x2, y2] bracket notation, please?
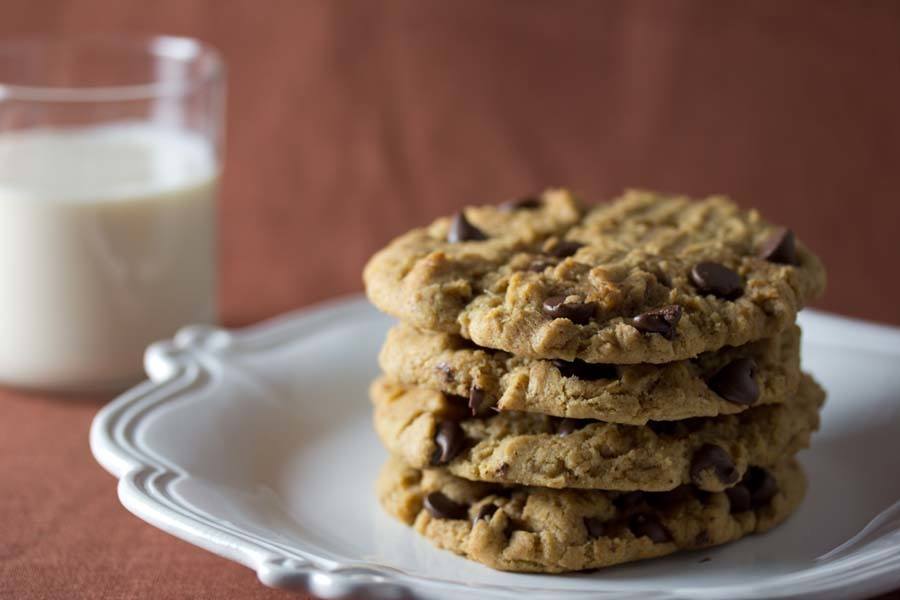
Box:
[363, 189, 826, 573]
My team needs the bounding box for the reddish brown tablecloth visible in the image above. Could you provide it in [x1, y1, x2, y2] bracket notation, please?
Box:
[2, 2, 900, 598]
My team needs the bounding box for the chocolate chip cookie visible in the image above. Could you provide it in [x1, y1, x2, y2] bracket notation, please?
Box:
[379, 322, 800, 424]
[363, 189, 825, 363]
[371, 373, 823, 492]
[376, 454, 806, 573]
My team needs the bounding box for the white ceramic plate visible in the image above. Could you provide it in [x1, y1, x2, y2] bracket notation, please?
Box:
[90, 295, 900, 600]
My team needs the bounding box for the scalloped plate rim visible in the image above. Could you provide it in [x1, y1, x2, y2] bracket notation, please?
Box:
[89, 294, 900, 600]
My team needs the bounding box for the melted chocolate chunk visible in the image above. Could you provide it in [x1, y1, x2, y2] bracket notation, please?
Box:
[441, 393, 472, 422]
[631, 305, 683, 340]
[690, 444, 739, 486]
[744, 466, 778, 508]
[707, 358, 759, 405]
[725, 484, 752, 513]
[431, 421, 467, 465]
[447, 212, 486, 243]
[467, 384, 483, 416]
[629, 513, 671, 543]
[548, 240, 584, 258]
[424, 491, 468, 520]
[473, 503, 498, 523]
[758, 228, 797, 265]
[690, 262, 744, 300]
[542, 296, 596, 325]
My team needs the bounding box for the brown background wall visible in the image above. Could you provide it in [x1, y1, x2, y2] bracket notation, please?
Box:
[2, 2, 900, 599]
[4, 0, 900, 327]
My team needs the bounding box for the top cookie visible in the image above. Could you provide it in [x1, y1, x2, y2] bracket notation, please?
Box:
[364, 189, 826, 363]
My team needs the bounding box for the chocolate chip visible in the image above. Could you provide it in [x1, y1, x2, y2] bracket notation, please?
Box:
[629, 513, 671, 543]
[443, 392, 469, 408]
[552, 359, 617, 380]
[555, 418, 593, 436]
[725, 484, 752, 513]
[690, 444, 739, 486]
[473, 503, 498, 523]
[548, 240, 584, 258]
[542, 296, 596, 325]
[690, 262, 743, 300]
[744, 466, 778, 508]
[758, 228, 797, 265]
[468, 384, 487, 416]
[495, 463, 510, 477]
[584, 517, 608, 539]
[447, 212, 487, 243]
[707, 358, 759, 405]
[441, 393, 472, 422]
[631, 305, 683, 340]
[431, 421, 467, 465]
[695, 530, 712, 546]
[424, 491, 468, 520]
[435, 362, 455, 383]
[500, 196, 541, 211]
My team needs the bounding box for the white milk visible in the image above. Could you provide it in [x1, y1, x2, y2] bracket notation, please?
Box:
[0, 123, 217, 390]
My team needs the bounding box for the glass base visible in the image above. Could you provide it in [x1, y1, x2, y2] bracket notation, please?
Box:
[0, 371, 145, 398]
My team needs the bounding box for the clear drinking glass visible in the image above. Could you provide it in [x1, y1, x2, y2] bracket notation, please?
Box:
[0, 35, 225, 392]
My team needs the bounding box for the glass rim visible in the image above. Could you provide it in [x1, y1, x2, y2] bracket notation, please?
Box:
[0, 34, 224, 103]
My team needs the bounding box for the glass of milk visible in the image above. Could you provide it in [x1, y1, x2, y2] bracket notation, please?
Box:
[0, 36, 224, 392]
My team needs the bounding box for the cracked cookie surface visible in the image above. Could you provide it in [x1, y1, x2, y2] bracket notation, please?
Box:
[363, 189, 825, 363]
[379, 322, 801, 424]
[376, 455, 806, 573]
[371, 374, 823, 492]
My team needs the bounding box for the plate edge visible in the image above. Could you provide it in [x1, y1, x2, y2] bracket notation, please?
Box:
[88, 294, 900, 600]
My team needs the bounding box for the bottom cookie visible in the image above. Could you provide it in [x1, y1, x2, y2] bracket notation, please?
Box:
[377, 455, 806, 573]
